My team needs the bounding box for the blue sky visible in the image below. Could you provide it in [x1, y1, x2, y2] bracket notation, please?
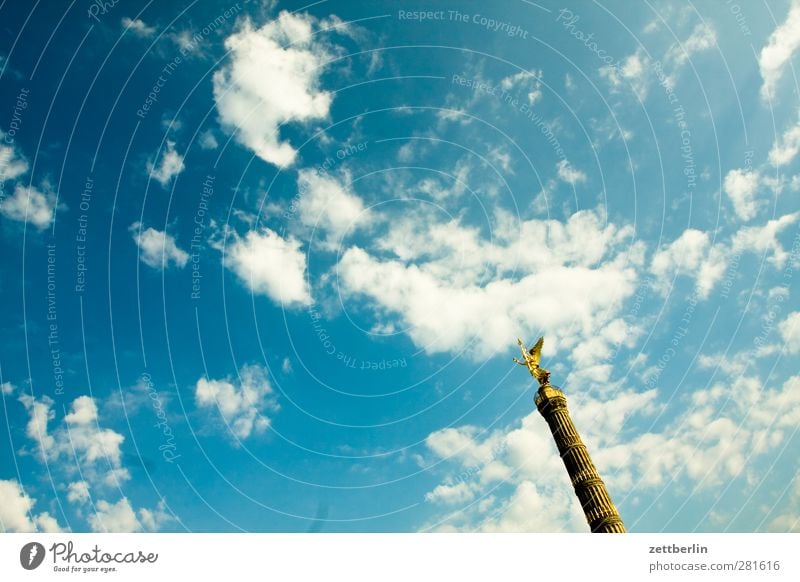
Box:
[1, 0, 799, 533]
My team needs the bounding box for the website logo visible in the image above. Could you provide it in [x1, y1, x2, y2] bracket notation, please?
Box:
[20, 542, 46, 570]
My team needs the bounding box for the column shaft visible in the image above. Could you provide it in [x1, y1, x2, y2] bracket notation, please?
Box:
[536, 386, 626, 533]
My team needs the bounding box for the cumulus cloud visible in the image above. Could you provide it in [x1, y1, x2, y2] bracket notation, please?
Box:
[588, 378, 799, 495]
[195, 364, 279, 440]
[89, 498, 141, 533]
[555, 159, 587, 185]
[88, 497, 174, 533]
[601, 24, 715, 99]
[500, 69, 543, 105]
[0, 131, 29, 181]
[122, 17, 156, 38]
[225, 228, 312, 307]
[651, 214, 799, 298]
[650, 229, 727, 299]
[414, 161, 471, 201]
[67, 481, 90, 504]
[768, 509, 800, 532]
[778, 311, 800, 353]
[337, 208, 641, 360]
[130, 222, 189, 270]
[296, 169, 368, 246]
[13, 393, 177, 532]
[730, 212, 799, 268]
[665, 23, 717, 70]
[137, 499, 175, 531]
[759, 0, 800, 101]
[19, 394, 129, 487]
[212, 11, 343, 167]
[723, 168, 761, 221]
[766, 472, 800, 532]
[425, 481, 476, 505]
[0, 184, 57, 230]
[599, 49, 651, 100]
[199, 130, 219, 150]
[147, 141, 185, 187]
[19, 392, 56, 455]
[396, 141, 415, 162]
[0, 479, 64, 532]
[769, 119, 800, 166]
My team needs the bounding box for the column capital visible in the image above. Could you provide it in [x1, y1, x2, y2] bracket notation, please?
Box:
[534, 384, 566, 408]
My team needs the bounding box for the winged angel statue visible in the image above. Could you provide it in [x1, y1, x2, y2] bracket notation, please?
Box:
[513, 337, 551, 387]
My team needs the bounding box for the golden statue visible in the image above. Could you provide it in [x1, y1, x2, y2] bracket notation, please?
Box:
[513, 336, 550, 386]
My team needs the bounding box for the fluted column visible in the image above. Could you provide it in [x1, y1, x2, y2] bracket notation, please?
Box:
[535, 385, 626, 533]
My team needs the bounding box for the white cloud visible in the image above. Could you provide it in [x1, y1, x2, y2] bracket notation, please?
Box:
[600, 49, 651, 100]
[768, 513, 800, 532]
[769, 119, 800, 166]
[199, 130, 219, 150]
[601, 24, 714, 100]
[1, 381, 13, 395]
[642, 4, 692, 34]
[665, 23, 717, 70]
[426, 425, 505, 468]
[485, 482, 585, 532]
[0, 184, 56, 230]
[195, 364, 279, 440]
[436, 107, 471, 126]
[767, 471, 800, 531]
[296, 169, 368, 245]
[425, 481, 476, 505]
[122, 17, 156, 38]
[414, 161, 471, 201]
[723, 168, 761, 221]
[67, 481, 90, 504]
[778, 311, 800, 353]
[337, 208, 641, 360]
[396, 141, 415, 162]
[130, 223, 189, 270]
[13, 394, 177, 532]
[650, 229, 726, 299]
[651, 215, 798, 298]
[19, 394, 129, 488]
[500, 69, 543, 105]
[147, 141, 185, 187]
[88, 497, 174, 533]
[759, 0, 800, 101]
[61, 396, 127, 479]
[730, 212, 798, 268]
[89, 498, 141, 533]
[555, 159, 587, 185]
[137, 499, 175, 531]
[225, 228, 312, 307]
[34, 512, 64, 533]
[212, 12, 339, 167]
[489, 148, 513, 174]
[0, 131, 29, 181]
[171, 30, 195, 53]
[65, 395, 99, 425]
[0, 479, 64, 532]
[19, 393, 56, 456]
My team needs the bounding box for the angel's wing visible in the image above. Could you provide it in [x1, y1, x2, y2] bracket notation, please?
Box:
[528, 336, 544, 364]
